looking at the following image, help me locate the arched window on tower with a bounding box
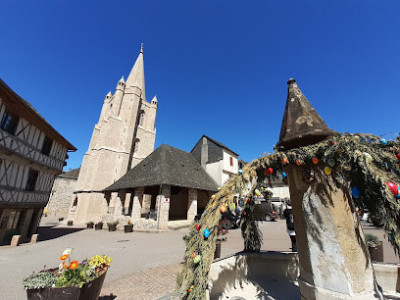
[134,139,140,155]
[139,110,145,126]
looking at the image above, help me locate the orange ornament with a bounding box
[60,254,69,261]
[192,252,197,258]
[312,157,319,164]
[220,206,227,213]
[69,261,79,270]
[296,160,301,166]
[243,212,247,216]
[281,157,287,164]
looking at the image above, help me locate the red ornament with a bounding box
[387,182,399,196]
[296,160,301,166]
[196,224,201,232]
[243,211,247,216]
[268,168,273,174]
[268,180,272,185]
[397,153,400,161]
[247,198,251,203]
[263,169,268,176]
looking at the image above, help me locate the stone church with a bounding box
[69,46,158,224]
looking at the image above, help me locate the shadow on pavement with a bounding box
[99,294,117,299]
[37,226,85,241]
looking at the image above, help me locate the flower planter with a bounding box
[67,221,73,226]
[86,223,94,229]
[369,243,384,262]
[108,224,117,232]
[94,223,103,230]
[26,271,107,300]
[124,224,133,233]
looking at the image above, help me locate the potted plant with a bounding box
[107,221,118,232]
[365,234,384,262]
[23,248,112,300]
[86,221,94,229]
[94,222,103,230]
[124,221,133,233]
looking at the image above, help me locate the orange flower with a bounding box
[62,262,67,269]
[69,261,79,270]
[60,254,69,260]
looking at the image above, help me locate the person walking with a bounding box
[284,199,297,251]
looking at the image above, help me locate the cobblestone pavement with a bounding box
[0,217,398,300]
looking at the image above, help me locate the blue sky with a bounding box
[1,1,399,170]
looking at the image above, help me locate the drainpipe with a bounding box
[157,184,162,230]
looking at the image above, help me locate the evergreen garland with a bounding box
[177,133,400,299]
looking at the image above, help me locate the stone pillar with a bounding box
[157,185,171,230]
[142,194,151,214]
[113,194,123,217]
[131,188,144,221]
[287,166,382,300]
[108,192,118,215]
[124,192,132,215]
[187,188,198,221]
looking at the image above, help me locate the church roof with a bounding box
[125,45,145,100]
[276,79,337,150]
[58,168,80,179]
[104,144,219,192]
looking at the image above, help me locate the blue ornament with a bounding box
[352,187,360,198]
[204,211,207,216]
[396,191,400,199]
[282,172,287,179]
[239,170,243,174]
[203,228,210,238]
[380,138,387,145]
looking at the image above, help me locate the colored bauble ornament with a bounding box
[188,285,194,293]
[354,135,360,141]
[397,153,400,161]
[196,224,201,232]
[239,169,243,174]
[192,252,197,258]
[268,180,272,186]
[211,194,215,199]
[351,187,360,198]
[268,167,273,174]
[261,187,264,191]
[281,157,288,164]
[282,172,287,179]
[220,206,227,213]
[204,211,207,216]
[193,255,201,264]
[235,207,240,214]
[203,228,210,238]
[263,169,268,176]
[396,191,400,199]
[296,160,301,166]
[328,159,335,167]
[243,211,247,216]
[324,167,332,175]
[247,198,251,203]
[312,157,319,165]
[255,189,261,196]
[343,165,351,171]
[380,138,387,145]
[387,182,399,196]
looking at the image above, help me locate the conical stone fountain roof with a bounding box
[276,79,337,150]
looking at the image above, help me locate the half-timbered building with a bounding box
[0,79,76,245]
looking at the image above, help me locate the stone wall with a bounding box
[46,177,77,218]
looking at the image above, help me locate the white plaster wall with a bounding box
[222,150,238,174]
[206,161,223,187]
[267,186,290,199]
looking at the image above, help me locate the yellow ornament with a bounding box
[324,166,332,175]
[255,189,261,196]
[211,194,215,199]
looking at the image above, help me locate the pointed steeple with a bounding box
[151,95,158,105]
[276,79,337,150]
[125,45,145,100]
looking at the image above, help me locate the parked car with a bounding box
[254,198,276,222]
